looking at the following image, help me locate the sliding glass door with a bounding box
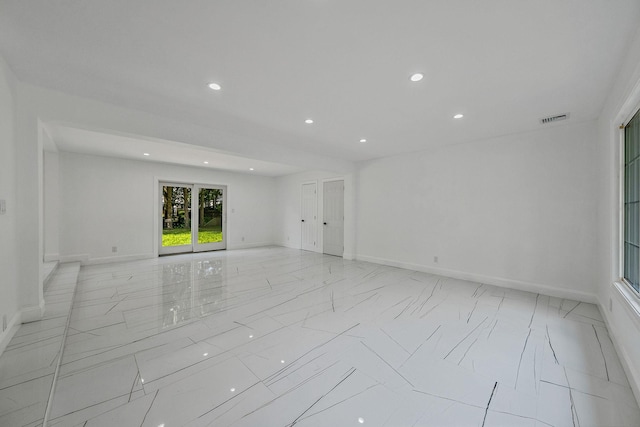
[160,184,193,255]
[160,183,226,255]
[193,185,226,252]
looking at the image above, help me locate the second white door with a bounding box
[323,180,344,257]
[301,182,317,251]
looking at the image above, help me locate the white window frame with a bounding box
[621,110,640,295]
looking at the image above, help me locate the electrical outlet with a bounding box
[112,246,118,253]
[609,297,613,312]
[287,236,290,241]
[434,256,438,263]
[0,199,6,215]
[3,314,7,332]
[241,237,245,242]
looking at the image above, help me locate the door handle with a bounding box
[301,219,305,222]
[323,222,327,225]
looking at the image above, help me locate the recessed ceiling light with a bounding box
[208,82,221,91]
[305,119,314,124]
[454,114,464,119]
[203,353,208,356]
[249,168,254,171]
[230,388,236,392]
[358,417,365,424]
[143,153,150,156]
[410,73,424,82]
[359,139,367,143]
[203,161,209,164]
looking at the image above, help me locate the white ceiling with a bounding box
[45,124,304,177]
[1,0,639,167]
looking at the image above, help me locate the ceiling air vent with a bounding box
[540,113,569,125]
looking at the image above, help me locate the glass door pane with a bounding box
[194,185,226,252]
[625,109,640,292]
[160,184,193,255]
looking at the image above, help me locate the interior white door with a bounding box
[323,180,344,257]
[301,182,317,251]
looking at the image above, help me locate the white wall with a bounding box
[596,27,640,403]
[7,82,352,325]
[356,121,599,302]
[13,85,45,322]
[44,150,60,261]
[0,55,21,352]
[58,152,277,263]
[275,171,356,259]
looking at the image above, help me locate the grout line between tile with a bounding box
[42,264,81,427]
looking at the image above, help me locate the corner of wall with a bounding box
[0,52,21,355]
[44,253,60,262]
[20,298,45,324]
[0,310,22,356]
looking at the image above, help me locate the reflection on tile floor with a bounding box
[5,247,640,426]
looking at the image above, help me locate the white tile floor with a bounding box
[0,262,80,427]
[2,247,640,426]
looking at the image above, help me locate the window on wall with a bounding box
[624,108,640,293]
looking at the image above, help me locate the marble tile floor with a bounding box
[3,247,640,426]
[0,262,81,426]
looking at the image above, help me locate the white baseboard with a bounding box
[43,260,59,292]
[44,253,59,262]
[64,246,280,264]
[0,311,22,356]
[356,254,598,303]
[59,253,90,263]
[83,253,155,265]
[273,243,354,260]
[275,242,301,250]
[59,253,154,265]
[228,242,274,250]
[21,298,45,323]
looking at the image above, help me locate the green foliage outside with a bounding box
[162,226,223,246]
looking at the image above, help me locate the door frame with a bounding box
[157,181,227,256]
